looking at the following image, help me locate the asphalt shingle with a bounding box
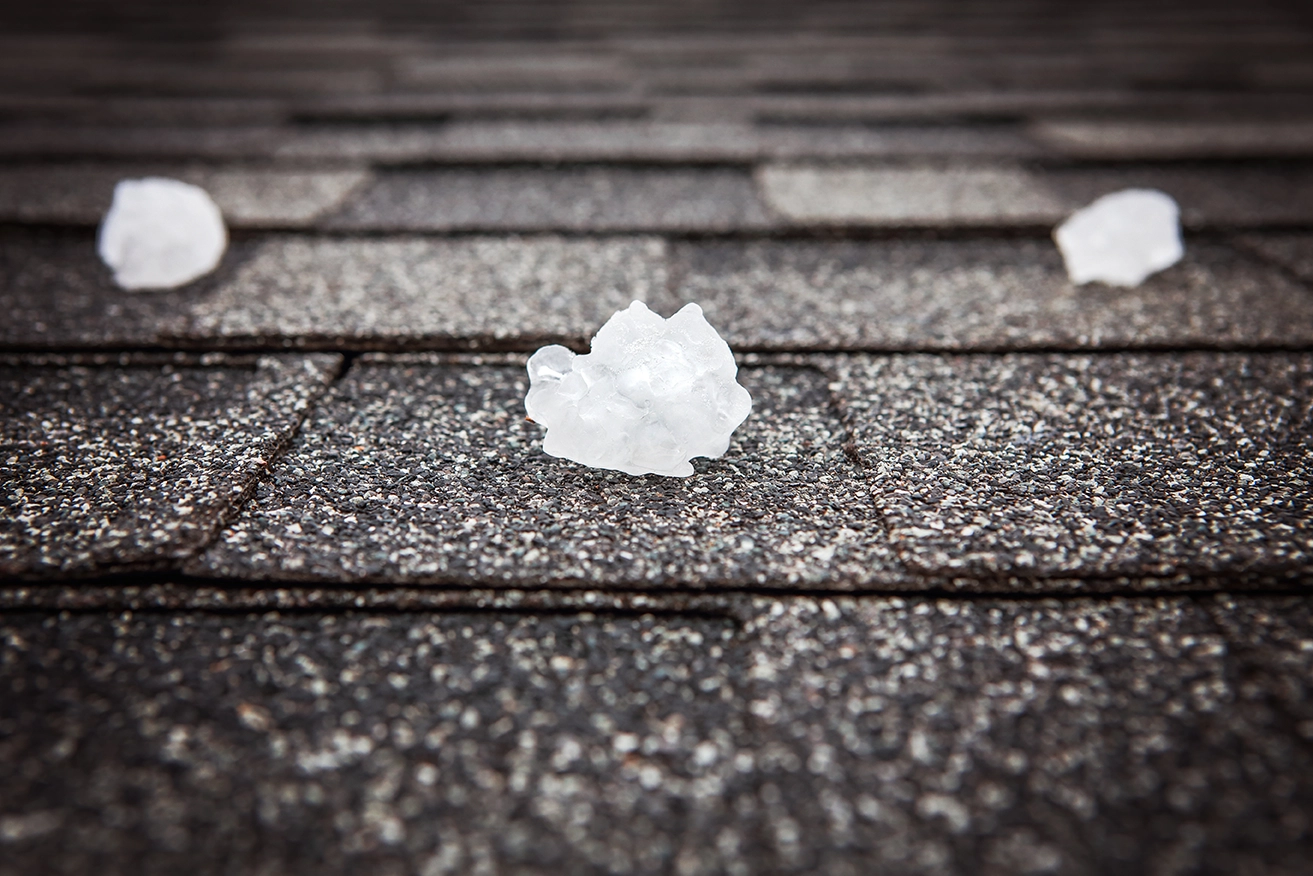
[3,594,1312,875]
[671,239,1313,351]
[757,164,1313,229]
[829,352,1313,580]
[1238,232,1313,284]
[0,230,210,349]
[0,353,341,578]
[1029,120,1313,161]
[274,122,1039,164]
[0,165,370,228]
[324,167,773,233]
[184,235,672,349]
[192,360,904,588]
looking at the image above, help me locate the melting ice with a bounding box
[98,177,227,290]
[525,301,752,477]
[1054,188,1184,287]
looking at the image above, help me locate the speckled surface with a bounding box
[3,595,1313,875]
[0,353,341,578]
[192,361,905,588]
[672,239,1313,351]
[324,168,774,233]
[275,122,1040,164]
[756,164,1313,229]
[1239,233,1313,284]
[829,352,1313,578]
[185,235,673,348]
[0,165,371,227]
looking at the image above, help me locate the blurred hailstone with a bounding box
[98,177,227,290]
[1054,188,1183,287]
[525,301,752,477]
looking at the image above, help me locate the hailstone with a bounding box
[525,301,752,477]
[97,177,228,290]
[1053,188,1184,287]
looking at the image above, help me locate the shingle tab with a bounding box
[0,230,209,348]
[830,352,1313,579]
[757,163,1313,228]
[1238,232,1313,283]
[672,239,1313,351]
[275,121,1039,164]
[4,594,1313,874]
[325,167,773,232]
[0,165,371,227]
[184,235,672,348]
[1029,119,1313,160]
[192,361,904,588]
[0,353,341,578]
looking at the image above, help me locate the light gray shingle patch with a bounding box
[4,596,1313,874]
[393,49,631,90]
[1029,119,1313,160]
[0,353,341,578]
[0,124,283,160]
[1237,233,1313,284]
[829,352,1313,578]
[0,165,370,227]
[739,595,1313,875]
[757,163,1313,228]
[672,240,1313,351]
[0,230,211,348]
[193,362,904,588]
[185,235,672,348]
[323,167,773,233]
[0,611,746,875]
[757,164,1068,227]
[292,91,650,122]
[274,122,1038,164]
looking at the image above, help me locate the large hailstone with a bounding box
[97,177,227,290]
[525,301,752,477]
[1053,188,1184,287]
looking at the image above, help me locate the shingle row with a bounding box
[3,593,1312,873]
[4,351,1308,590]
[6,232,1312,352]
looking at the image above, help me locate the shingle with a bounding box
[4,595,1313,874]
[275,121,1039,164]
[738,594,1313,875]
[291,91,650,122]
[757,164,1068,227]
[757,163,1313,228]
[0,165,371,227]
[0,353,341,578]
[325,167,773,232]
[1237,232,1313,283]
[0,124,283,160]
[0,610,746,875]
[1029,120,1313,160]
[191,361,905,588]
[671,239,1313,351]
[184,235,672,348]
[0,229,215,349]
[829,352,1313,578]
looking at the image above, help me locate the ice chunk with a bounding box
[1053,188,1183,287]
[525,301,752,477]
[97,177,227,290]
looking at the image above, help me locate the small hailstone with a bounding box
[1053,188,1183,287]
[97,177,227,290]
[525,301,752,477]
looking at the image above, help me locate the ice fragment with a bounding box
[1053,188,1183,287]
[97,177,227,290]
[525,301,752,477]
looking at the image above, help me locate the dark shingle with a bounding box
[672,239,1313,351]
[829,352,1313,579]
[192,361,904,588]
[0,353,341,578]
